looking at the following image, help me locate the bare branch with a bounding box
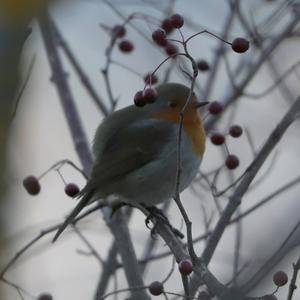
[202,96,300,265]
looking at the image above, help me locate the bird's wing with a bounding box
[87,118,176,190]
[53,111,176,243]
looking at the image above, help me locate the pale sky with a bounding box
[1,1,300,299]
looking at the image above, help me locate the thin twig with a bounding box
[39,11,149,300]
[205,13,300,131]
[242,219,300,294]
[0,202,103,279]
[287,255,300,300]
[50,17,109,116]
[202,96,300,265]
[10,55,36,123]
[72,224,104,265]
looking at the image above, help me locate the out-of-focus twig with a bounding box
[205,12,300,131]
[202,96,300,265]
[38,11,93,175]
[203,1,236,100]
[10,55,36,123]
[242,219,300,294]
[50,17,109,116]
[39,10,149,300]
[287,255,300,300]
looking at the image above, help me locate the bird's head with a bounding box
[146,83,208,123]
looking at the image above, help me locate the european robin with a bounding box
[53,83,207,241]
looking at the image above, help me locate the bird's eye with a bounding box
[168,101,177,108]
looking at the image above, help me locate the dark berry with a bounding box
[178,259,193,275]
[161,18,174,34]
[149,281,164,296]
[197,60,210,71]
[273,271,288,287]
[112,25,126,38]
[262,295,277,300]
[231,38,250,53]
[198,291,211,300]
[144,73,158,85]
[143,88,157,103]
[210,133,225,146]
[208,101,223,115]
[225,154,239,170]
[23,175,41,195]
[229,125,243,138]
[165,43,178,57]
[134,90,147,107]
[37,294,53,300]
[152,29,167,46]
[170,14,184,28]
[64,183,80,197]
[118,40,134,53]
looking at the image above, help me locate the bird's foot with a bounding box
[144,206,184,239]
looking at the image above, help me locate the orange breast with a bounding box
[152,109,206,157]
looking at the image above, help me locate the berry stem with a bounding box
[173,34,199,263]
[185,29,231,46]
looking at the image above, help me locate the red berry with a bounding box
[143,88,157,103]
[170,13,184,28]
[64,183,80,197]
[229,125,243,138]
[197,60,210,71]
[208,101,223,115]
[23,175,41,195]
[210,133,225,146]
[165,43,178,57]
[118,40,134,53]
[161,18,174,34]
[273,271,288,287]
[225,154,239,170]
[262,295,277,300]
[134,90,147,107]
[178,259,193,275]
[37,294,53,300]
[149,281,164,296]
[231,38,250,53]
[152,29,167,46]
[144,73,158,85]
[198,291,211,300]
[112,25,126,38]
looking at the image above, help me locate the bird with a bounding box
[53,83,207,242]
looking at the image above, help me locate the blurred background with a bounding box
[1,0,300,299]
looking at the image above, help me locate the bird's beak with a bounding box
[193,101,209,109]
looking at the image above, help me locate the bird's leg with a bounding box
[144,206,184,239]
[110,201,132,217]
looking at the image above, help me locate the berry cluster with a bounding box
[207,102,242,170]
[151,13,186,57]
[148,281,164,296]
[197,59,210,72]
[144,73,158,85]
[23,175,41,195]
[37,293,53,300]
[148,259,193,297]
[134,88,157,107]
[231,37,250,53]
[152,28,178,57]
[178,259,193,275]
[111,24,135,54]
[23,175,80,198]
[261,270,288,300]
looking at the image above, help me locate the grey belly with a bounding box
[116,135,201,206]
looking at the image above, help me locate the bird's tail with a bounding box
[52,188,94,243]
